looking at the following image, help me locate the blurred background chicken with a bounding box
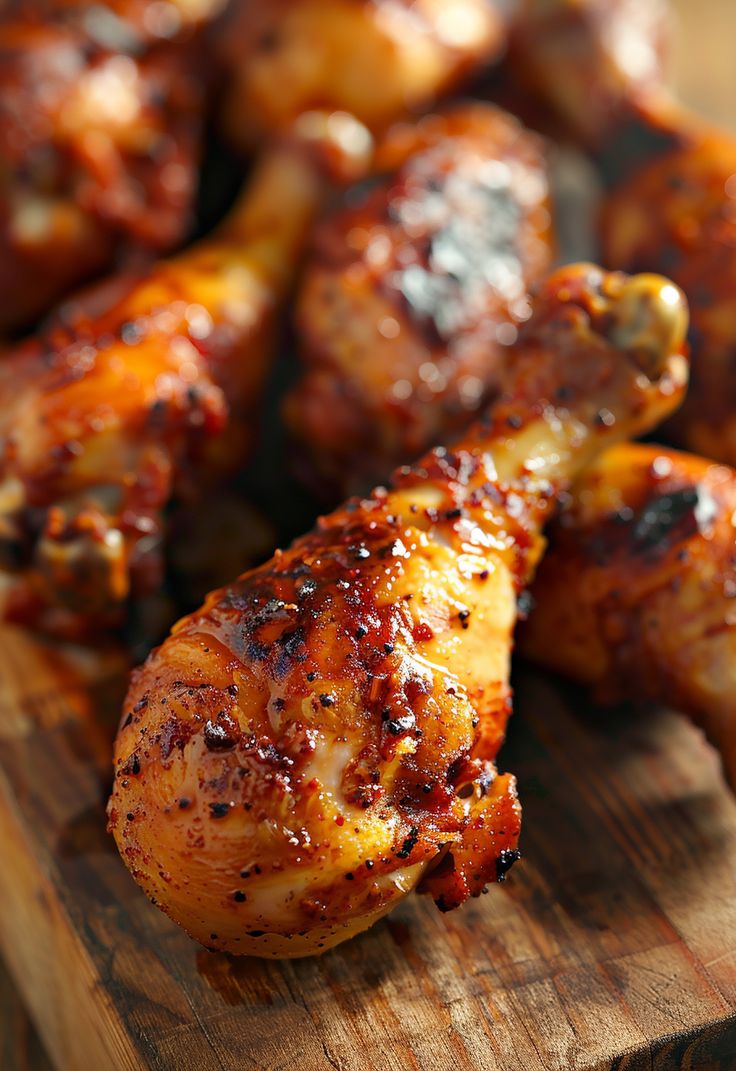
[0,0,227,333]
[496,0,736,469]
[0,0,542,637]
[0,140,328,638]
[216,0,512,150]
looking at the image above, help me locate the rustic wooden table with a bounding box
[1,0,733,1068]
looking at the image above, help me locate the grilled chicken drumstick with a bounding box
[285,103,553,494]
[218,0,511,153]
[109,264,689,958]
[0,139,334,637]
[521,443,736,789]
[0,0,225,331]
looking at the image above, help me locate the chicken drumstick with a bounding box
[521,442,736,789]
[286,103,553,494]
[109,264,689,957]
[0,138,331,637]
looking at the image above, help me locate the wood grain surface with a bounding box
[0,960,51,1071]
[1,1,735,1069]
[2,623,736,1071]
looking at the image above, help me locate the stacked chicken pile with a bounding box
[2,0,735,958]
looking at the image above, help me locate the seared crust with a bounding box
[286,103,553,493]
[111,491,525,953]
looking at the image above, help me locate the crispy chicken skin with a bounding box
[285,103,553,494]
[522,442,736,788]
[0,145,325,637]
[504,0,669,148]
[218,0,510,151]
[601,122,736,465]
[109,264,689,957]
[0,0,222,331]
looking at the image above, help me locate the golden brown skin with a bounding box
[601,120,736,465]
[285,103,554,494]
[0,0,223,331]
[522,442,736,789]
[0,145,325,637]
[109,263,689,958]
[503,0,670,148]
[218,0,511,151]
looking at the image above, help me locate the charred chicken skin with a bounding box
[0,0,224,331]
[285,103,553,494]
[522,442,736,789]
[218,0,511,152]
[0,143,326,637]
[109,264,689,958]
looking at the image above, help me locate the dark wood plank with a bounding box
[2,623,736,1071]
[0,958,52,1071]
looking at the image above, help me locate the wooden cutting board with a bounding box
[2,623,736,1071]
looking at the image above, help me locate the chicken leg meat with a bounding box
[109,263,689,957]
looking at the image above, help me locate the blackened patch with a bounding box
[630,485,717,555]
[517,590,535,619]
[391,162,523,341]
[278,627,307,658]
[123,753,141,776]
[204,712,238,751]
[386,713,416,736]
[496,848,521,882]
[396,826,420,859]
[246,639,269,662]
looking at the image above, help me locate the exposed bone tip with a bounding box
[602,272,689,376]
